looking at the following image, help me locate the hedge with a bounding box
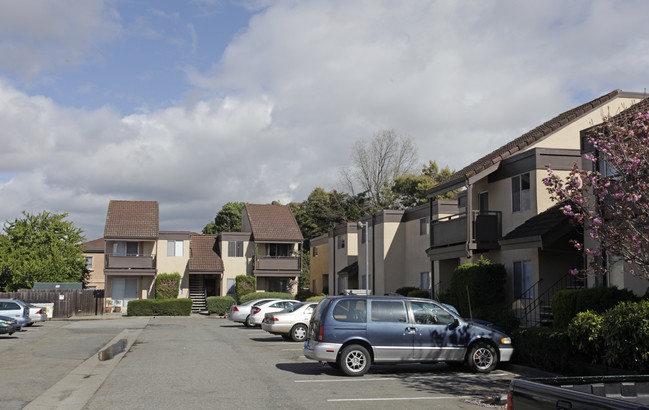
[206,296,235,316]
[511,327,573,373]
[407,290,431,298]
[396,286,418,296]
[155,273,181,299]
[239,292,295,304]
[551,286,638,329]
[306,295,327,302]
[127,298,192,316]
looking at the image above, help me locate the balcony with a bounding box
[105,254,156,272]
[254,256,301,275]
[430,211,501,251]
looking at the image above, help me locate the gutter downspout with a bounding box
[465,178,473,261]
[371,214,376,295]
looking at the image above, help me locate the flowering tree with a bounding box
[543,109,649,279]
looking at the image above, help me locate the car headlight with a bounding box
[501,337,512,345]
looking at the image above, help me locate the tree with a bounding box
[389,161,457,209]
[340,129,418,211]
[543,109,649,279]
[289,188,368,243]
[0,211,88,291]
[203,202,246,234]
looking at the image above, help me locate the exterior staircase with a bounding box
[516,273,585,327]
[189,275,206,313]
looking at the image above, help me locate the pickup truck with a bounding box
[508,375,649,409]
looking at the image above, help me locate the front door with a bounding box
[367,300,413,362]
[112,278,138,307]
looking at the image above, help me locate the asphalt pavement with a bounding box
[0,315,552,410]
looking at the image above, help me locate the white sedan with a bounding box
[262,302,318,342]
[226,299,280,327]
[248,299,299,327]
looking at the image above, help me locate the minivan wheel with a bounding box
[243,315,252,327]
[467,342,497,373]
[290,324,308,342]
[339,344,370,376]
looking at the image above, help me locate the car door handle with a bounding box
[405,327,419,334]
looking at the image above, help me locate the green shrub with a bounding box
[296,288,316,301]
[445,257,508,324]
[236,275,256,301]
[306,295,327,302]
[239,292,294,304]
[600,300,649,372]
[511,327,573,373]
[127,298,192,316]
[567,310,603,361]
[155,273,181,299]
[552,286,638,329]
[396,286,418,296]
[206,296,235,316]
[407,290,430,298]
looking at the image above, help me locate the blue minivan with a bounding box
[303,295,513,376]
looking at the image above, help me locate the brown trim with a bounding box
[104,270,156,276]
[253,271,300,277]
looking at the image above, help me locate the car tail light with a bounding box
[507,392,513,409]
[36,308,42,314]
[232,306,239,312]
[252,308,261,314]
[318,324,324,342]
[272,317,279,322]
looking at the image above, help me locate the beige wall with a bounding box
[309,236,329,295]
[220,238,253,295]
[84,252,105,289]
[157,238,190,297]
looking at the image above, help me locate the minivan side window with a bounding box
[332,299,366,323]
[370,301,407,323]
[411,301,455,325]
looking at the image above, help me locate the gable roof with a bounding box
[499,201,578,250]
[244,204,303,242]
[188,234,224,272]
[83,238,105,253]
[104,200,159,239]
[429,90,628,197]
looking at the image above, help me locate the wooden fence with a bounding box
[0,289,105,318]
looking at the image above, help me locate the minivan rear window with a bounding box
[370,301,407,323]
[332,299,366,323]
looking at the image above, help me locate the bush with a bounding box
[206,296,235,316]
[296,288,316,301]
[511,327,573,373]
[567,310,603,361]
[600,300,649,372]
[445,257,508,323]
[306,295,327,302]
[236,275,256,301]
[239,292,295,304]
[127,299,192,316]
[155,273,181,299]
[407,290,430,298]
[552,286,638,329]
[395,286,418,296]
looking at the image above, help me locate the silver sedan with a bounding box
[261,302,318,342]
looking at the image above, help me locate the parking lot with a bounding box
[0,316,549,409]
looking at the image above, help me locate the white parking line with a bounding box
[296,378,398,383]
[328,396,473,402]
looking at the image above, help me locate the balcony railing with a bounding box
[430,211,501,249]
[255,256,301,272]
[105,254,156,269]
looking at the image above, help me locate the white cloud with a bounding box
[3,0,649,240]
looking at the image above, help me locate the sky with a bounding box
[1,0,649,241]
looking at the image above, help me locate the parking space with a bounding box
[1,316,540,409]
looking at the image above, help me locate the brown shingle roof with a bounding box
[607,96,649,124]
[430,90,625,196]
[83,238,105,252]
[244,204,303,242]
[104,200,159,239]
[188,234,224,272]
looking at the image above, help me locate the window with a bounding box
[113,241,139,256]
[333,299,366,323]
[478,191,489,213]
[312,279,317,290]
[312,246,318,257]
[419,218,428,235]
[411,301,455,325]
[420,272,430,291]
[167,240,184,257]
[361,227,367,244]
[337,236,345,249]
[512,173,531,212]
[226,278,236,295]
[269,243,291,257]
[85,256,94,270]
[513,260,533,299]
[370,301,407,323]
[228,241,243,257]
